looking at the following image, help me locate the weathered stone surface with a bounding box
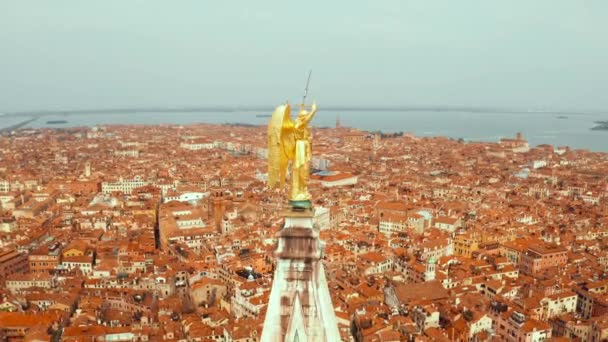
[261,209,340,342]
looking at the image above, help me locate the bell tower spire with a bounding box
[262,84,340,341]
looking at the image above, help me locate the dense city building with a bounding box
[0,123,606,341]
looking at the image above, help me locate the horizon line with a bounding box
[3,105,607,117]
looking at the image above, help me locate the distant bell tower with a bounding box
[84,162,91,178]
[372,134,380,158]
[425,257,436,282]
[209,189,228,234]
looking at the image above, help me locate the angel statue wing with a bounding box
[267,104,296,189]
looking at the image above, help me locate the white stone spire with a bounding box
[261,209,340,341]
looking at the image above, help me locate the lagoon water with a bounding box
[3,110,607,152]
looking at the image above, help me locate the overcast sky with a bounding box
[1,1,607,112]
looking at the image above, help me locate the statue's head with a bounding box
[298,104,311,117]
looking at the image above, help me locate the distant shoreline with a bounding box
[0,117,38,133]
[2,106,606,118]
[3,109,607,152]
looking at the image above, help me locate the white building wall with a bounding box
[0,180,10,193]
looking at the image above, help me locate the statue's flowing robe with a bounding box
[295,140,308,169]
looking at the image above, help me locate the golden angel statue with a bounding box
[267,102,318,208]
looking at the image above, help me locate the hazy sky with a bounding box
[1,1,607,112]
